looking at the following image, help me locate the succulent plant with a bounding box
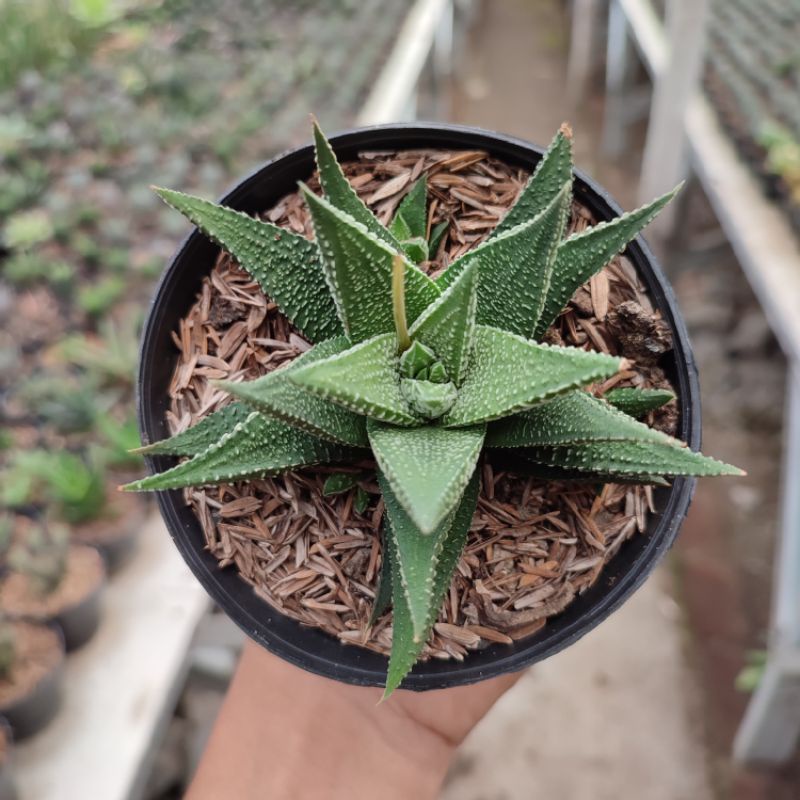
[1,450,106,524]
[9,522,70,597]
[126,122,742,694]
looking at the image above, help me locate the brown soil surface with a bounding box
[0,546,104,619]
[0,621,62,709]
[164,147,678,659]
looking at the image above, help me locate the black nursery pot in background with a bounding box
[137,124,700,690]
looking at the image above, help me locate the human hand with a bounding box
[188,641,521,800]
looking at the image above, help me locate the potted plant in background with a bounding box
[0,613,64,739]
[1,521,104,651]
[2,366,148,574]
[128,121,742,694]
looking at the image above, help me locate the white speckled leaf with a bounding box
[378,471,453,640]
[534,187,680,338]
[123,412,354,491]
[133,402,252,456]
[528,439,744,477]
[491,125,574,238]
[368,419,485,534]
[604,387,675,418]
[216,337,369,447]
[436,182,571,338]
[313,121,400,249]
[154,188,341,343]
[443,325,621,427]
[408,257,478,386]
[288,333,417,425]
[301,186,440,342]
[486,390,672,448]
[514,459,670,487]
[383,470,479,697]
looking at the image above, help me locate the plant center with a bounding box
[399,341,457,420]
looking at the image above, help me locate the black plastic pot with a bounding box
[138,123,700,690]
[54,571,104,652]
[0,623,64,740]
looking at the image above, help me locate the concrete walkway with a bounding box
[442,2,713,797]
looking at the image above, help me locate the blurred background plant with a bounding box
[7,523,70,597]
[0,0,411,558]
[0,0,118,91]
[759,123,800,205]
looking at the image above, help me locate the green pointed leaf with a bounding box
[534,187,680,338]
[123,413,353,491]
[368,420,485,534]
[527,439,744,478]
[390,176,428,241]
[288,333,417,425]
[399,340,436,378]
[486,390,671,448]
[323,472,360,495]
[354,486,370,514]
[383,524,414,695]
[301,186,440,342]
[217,337,369,447]
[409,257,478,386]
[383,470,479,697]
[389,213,412,242]
[133,403,251,456]
[154,188,341,343]
[491,124,574,238]
[399,237,429,265]
[379,471,454,639]
[428,220,448,255]
[369,524,394,627]
[436,182,571,338]
[443,325,621,428]
[605,387,675,417]
[312,120,399,249]
[510,457,670,487]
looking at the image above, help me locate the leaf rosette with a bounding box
[127,121,742,694]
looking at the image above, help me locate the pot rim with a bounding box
[137,122,700,689]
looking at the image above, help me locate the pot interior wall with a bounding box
[138,124,699,688]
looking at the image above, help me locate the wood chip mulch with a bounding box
[162,146,678,661]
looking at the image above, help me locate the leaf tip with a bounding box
[211,378,236,393]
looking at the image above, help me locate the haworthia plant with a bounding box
[127,121,743,694]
